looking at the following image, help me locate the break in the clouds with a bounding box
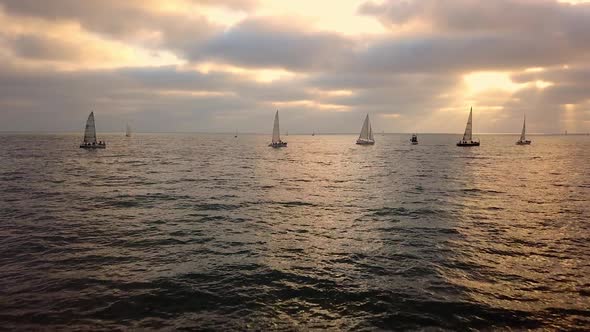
[0,0,589,133]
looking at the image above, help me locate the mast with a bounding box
[359,114,370,140]
[83,112,97,143]
[520,115,526,141]
[462,107,473,142]
[272,110,281,143]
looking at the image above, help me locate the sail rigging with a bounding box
[359,114,372,140]
[357,114,375,144]
[520,115,526,142]
[80,111,106,148]
[457,107,479,146]
[83,112,97,143]
[462,107,473,142]
[272,110,281,144]
[516,114,531,144]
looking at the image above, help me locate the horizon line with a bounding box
[1,131,588,136]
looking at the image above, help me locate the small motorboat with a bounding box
[410,134,418,144]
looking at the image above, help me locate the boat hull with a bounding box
[356,140,375,145]
[457,141,480,147]
[516,140,531,145]
[269,142,287,148]
[411,142,418,145]
[80,144,106,149]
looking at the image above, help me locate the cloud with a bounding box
[187,17,355,71]
[0,62,321,132]
[359,0,590,35]
[0,0,219,51]
[0,0,589,133]
[356,0,590,74]
[5,34,86,61]
[187,0,259,11]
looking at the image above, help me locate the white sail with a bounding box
[126,123,131,137]
[83,112,97,143]
[462,107,473,142]
[272,110,281,143]
[359,114,371,140]
[520,115,526,142]
[368,122,374,141]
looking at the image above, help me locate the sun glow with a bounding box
[270,100,350,112]
[464,71,526,94]
[256,0,386,35]
[0,11,183,70]
[193,62,299,82]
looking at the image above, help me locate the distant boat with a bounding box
[269,110,287,148]
[312,130,315,136]
[516,115,531,145]
[80,111,106,149]
[457,107,480,146]
[234,130,238,138]
[410,134,418,144]
[356,114,375,145]
[125,123,131,137]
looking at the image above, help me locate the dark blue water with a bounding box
[1,133,589,330]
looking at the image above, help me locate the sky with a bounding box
[0,0,589,134]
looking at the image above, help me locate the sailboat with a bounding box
[234,129,238,138]
[410,134,418,144]
[356,114,375,145]
[125,123,131,137]
[79,111,106,149]
[457,107,480,146]
[516,115,531,145]
[269,110,287,148]
[312,130,315,136]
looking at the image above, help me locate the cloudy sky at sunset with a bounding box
[1,0,589,133]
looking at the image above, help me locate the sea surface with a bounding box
[1,133,589,331]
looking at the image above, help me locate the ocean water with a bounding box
[1,133,589,330]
